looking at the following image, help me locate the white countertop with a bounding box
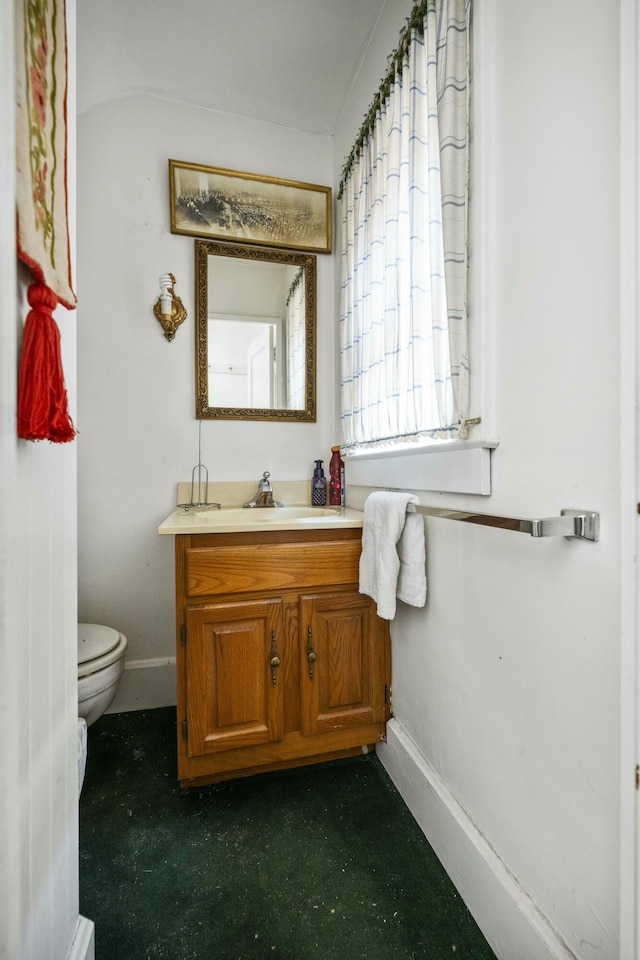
[158,479,365,534]
[158,504,365,535]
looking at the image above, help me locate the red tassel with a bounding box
[17,282,76,443]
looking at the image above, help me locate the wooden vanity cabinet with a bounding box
[174,528,391,787]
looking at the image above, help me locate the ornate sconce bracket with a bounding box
[154,273,187,341]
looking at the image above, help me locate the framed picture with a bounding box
[169,160,332,254]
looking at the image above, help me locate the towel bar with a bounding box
[406,505,599,541]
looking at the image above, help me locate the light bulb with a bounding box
[160,291,173,319]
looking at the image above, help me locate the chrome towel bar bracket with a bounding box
[531,509,599,541]
[406,505,599,542]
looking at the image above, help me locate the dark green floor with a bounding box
[80,708,497,960]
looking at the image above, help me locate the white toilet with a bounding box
[77,623,128,726]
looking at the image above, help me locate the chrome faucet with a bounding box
[243,471,283,508]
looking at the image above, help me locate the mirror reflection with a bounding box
[195,240,316,421]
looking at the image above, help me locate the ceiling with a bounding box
[76,0,389,135]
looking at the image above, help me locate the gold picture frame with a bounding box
[169,160,332,254]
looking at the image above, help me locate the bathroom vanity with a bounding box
[160,498,391,788]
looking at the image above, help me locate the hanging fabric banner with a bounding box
[15,0,77,442]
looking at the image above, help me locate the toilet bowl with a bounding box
[78,623,128,726]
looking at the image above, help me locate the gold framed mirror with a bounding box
[195,240,316,421]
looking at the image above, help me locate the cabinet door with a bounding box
[185,598,284,756]
[299,592,386,736]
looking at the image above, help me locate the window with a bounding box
[339,0,471,454]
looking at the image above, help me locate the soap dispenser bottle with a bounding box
[312,460,327,506]
[329,446,344,506]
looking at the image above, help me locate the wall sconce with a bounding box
[153,273,187,341]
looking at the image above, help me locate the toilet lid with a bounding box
[78,623,122,665]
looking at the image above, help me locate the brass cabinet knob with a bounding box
[306,626,317,680]
[269,632,280,686]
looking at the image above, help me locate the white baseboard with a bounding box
[106,657,176,715]
[377,719,577,960]
[67,916,94,960]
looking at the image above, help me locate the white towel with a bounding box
[359,492,427,620]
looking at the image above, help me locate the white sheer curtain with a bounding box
[286,268,305,408]
[339,0,470,451]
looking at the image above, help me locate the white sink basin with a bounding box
[191,506,342,521]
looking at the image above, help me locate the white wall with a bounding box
[0,1,90,958]
[336,1,622,959]
[77,96,336,699]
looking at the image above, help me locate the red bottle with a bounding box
[329,446,344,506]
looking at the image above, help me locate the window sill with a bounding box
[344,439,499,496]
